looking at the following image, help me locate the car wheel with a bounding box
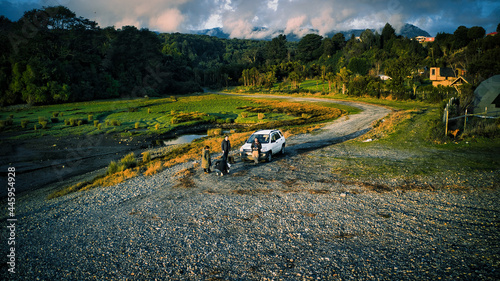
[281,145,285,154]
[267,152,272,162]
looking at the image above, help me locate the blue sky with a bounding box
[1,0,499,38]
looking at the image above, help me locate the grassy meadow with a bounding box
[0,94,327,139]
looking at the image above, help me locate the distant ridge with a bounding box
[189,23,431,41]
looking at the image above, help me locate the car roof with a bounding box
[253,129,280,134]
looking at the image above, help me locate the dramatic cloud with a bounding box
[2,0,499,38]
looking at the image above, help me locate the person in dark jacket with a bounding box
[221,135,231,162]
[251,138,261,164]
[215,157,229,176]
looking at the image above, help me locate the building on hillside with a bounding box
[415,36,435,43]
[429,67,467,87]
[474,75,500,116]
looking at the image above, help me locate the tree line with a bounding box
[1,6,499,106]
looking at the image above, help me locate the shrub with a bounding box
[155,123,160,130]
[120,153,137,170]
[40,121,48,129]
[21,119,29,128]
[170,110,176,115]
[142,151,151,163]
[241,112,249,118]
[69,118,76,126]
[88,115,93,121]
[107,161,119,175]
[97,123,102,130]
[51,117,59,123]
[38,116,47,125]
[148,108,151,114]
[64,119,70,126]
[94,120,99,127]
[111,119,120,126]
[59,112,63,117]
[77,120,83,126]
[258,113,265,120]
[52,112,59,117]
[226,118,234,123]
[171,118,179,124]
[207,128,222,136]
[105,120,110,126]
[135,122,140,129]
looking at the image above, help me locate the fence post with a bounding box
[464,109,467,133]
[445,109,449,136]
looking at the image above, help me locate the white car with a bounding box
[239,129,286,162]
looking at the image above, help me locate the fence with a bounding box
[444,107,500,136]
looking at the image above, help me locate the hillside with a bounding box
[191,23,431,41]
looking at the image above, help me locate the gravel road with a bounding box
[2,98,499,280]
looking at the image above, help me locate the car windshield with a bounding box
[246,134,270,144]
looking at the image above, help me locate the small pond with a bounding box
[163,134,207,146]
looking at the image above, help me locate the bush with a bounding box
[155,124,160,130]
[21,119,29,128]
[88,115,93,121]
[77,120,83,126]
[135,122,140,129]
[97,123,102,130]
[241,112,249,118]
[38,116,47,125]
[120,153,137,170]
[52,112,59,117]
[142,152,151,163]
[64,119,70,126]
[69,118,76,126]
[207,128,222,136]
[40,121,48,129]
[105,120,110,126]
[107,161,119,175]
[51,117,59,123]
[94,120,99,127]
[148,108,151,114]
[258,113,265,120]
[226,118,234,123]
[111,119,120,126]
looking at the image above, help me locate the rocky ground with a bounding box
[1,99,499,280]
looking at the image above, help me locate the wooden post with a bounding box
[445,109,449,137]
[464,109,467,133]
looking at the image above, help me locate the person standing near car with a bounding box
[201,146,211,174]
[251,138,261,164]
[221,135,231,162]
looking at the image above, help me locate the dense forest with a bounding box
[1,6,499,106]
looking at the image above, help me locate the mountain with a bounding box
[189,23,431,41]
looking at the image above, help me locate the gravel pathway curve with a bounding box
[2,97,499,280]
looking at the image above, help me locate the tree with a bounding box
[453,26,470,49]
[337,67,351,95]
[467,26,486,41]
[381,23,396,49]
[265,34,287,64]
[297,34,323,62]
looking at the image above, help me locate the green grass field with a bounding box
[0,94,304,139]
[1,93,361,140]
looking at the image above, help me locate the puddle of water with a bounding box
[163,134,207,146]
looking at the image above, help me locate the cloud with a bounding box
[1,0,499,37]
